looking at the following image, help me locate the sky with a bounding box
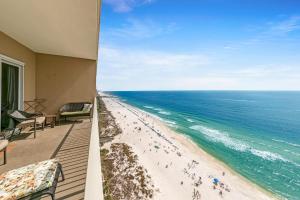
[97,0,300,91]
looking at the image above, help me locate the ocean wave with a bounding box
[158,111,171,115]
[144,106,154,109]
[190,125,249,152]
[222,99,255,102]
[189,125,288,162]
[143,105,163,111]
[163,120,177,125]
[167,123,178,129]
[147,113,162,120]
[186,118,195,123]
[271,139,300,148]
[143,106,171,115]
[284,149,300,157]
[250,149,288,162]
[148,114,177,128]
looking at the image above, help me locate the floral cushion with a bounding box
[0,159,58,200]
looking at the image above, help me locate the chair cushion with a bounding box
[35,117,46,125]
[18,117,45,127]
[0,159,58,200]
[82,104,92,112]
[60,111,90,116]
[0,140,8,151]
[18,120,35,127]
[8,111,27,121]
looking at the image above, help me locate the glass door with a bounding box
[0,55,24,130]
[1,63,20,129]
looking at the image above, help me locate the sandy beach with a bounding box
[100,93,276,200]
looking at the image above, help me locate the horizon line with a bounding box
[99,89,300,92]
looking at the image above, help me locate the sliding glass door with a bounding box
[0,55,24,130]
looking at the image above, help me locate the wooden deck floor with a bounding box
[0,119,92,200]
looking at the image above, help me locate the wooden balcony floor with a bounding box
[0,119,92,200]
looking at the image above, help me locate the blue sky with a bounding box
[98,0,300,91]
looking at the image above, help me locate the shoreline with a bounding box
[118,98,277,199]
[159,121,277,199]
[101,93,278,199]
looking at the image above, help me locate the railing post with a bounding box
[84,97,104,200]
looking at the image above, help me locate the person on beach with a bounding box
[219,190,223,197]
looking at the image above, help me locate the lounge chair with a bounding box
[0,159,64,200]
[5,110,46,139]
[0,140,8,165]
[58,102,92,122]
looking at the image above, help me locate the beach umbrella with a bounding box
[213,178,219,184]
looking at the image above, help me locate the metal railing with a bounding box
[84,97,104,200]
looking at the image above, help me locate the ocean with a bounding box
[108,91,300,200]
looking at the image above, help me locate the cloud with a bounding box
[107,18,179,39]
[97,46,300,91]
[103,0,154,13]
[161,66,300,91]
[224,15,300,50]
[97,46,211,90]
[268,15,300,35]
[229,65,298,78]
[99,46,210,70]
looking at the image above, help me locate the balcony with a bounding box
[0,98,103,200]
[0,0,102,199]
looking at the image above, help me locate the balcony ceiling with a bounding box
[0,0,100,60]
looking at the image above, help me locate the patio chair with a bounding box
[5,110,46,139]
[0,159,64,200]
[58,102,93,123]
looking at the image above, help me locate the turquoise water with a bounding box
[108,91,300,200]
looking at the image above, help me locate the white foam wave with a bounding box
[167,123,178,129]
[143,106,171,115]
[186,118,195,123]
[250,149,288,162]
[190,125,249,151]
[271,139,300,148]
[144,106,154,109]
[159,111,171,115]
[190,125,288,162]
[163,120,176,125]
[150,115,177,128]
[292,162,300,168]
[143,105,163,111]
[147,113,162,120]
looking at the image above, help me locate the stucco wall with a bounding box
[0,31,97,115]
[0,31,36,102]
[36,53,96,114]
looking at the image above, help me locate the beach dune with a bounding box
[101,94,276,200]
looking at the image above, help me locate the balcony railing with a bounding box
[84,97,104,200]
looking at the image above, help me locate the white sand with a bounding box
[101,95,276,200]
